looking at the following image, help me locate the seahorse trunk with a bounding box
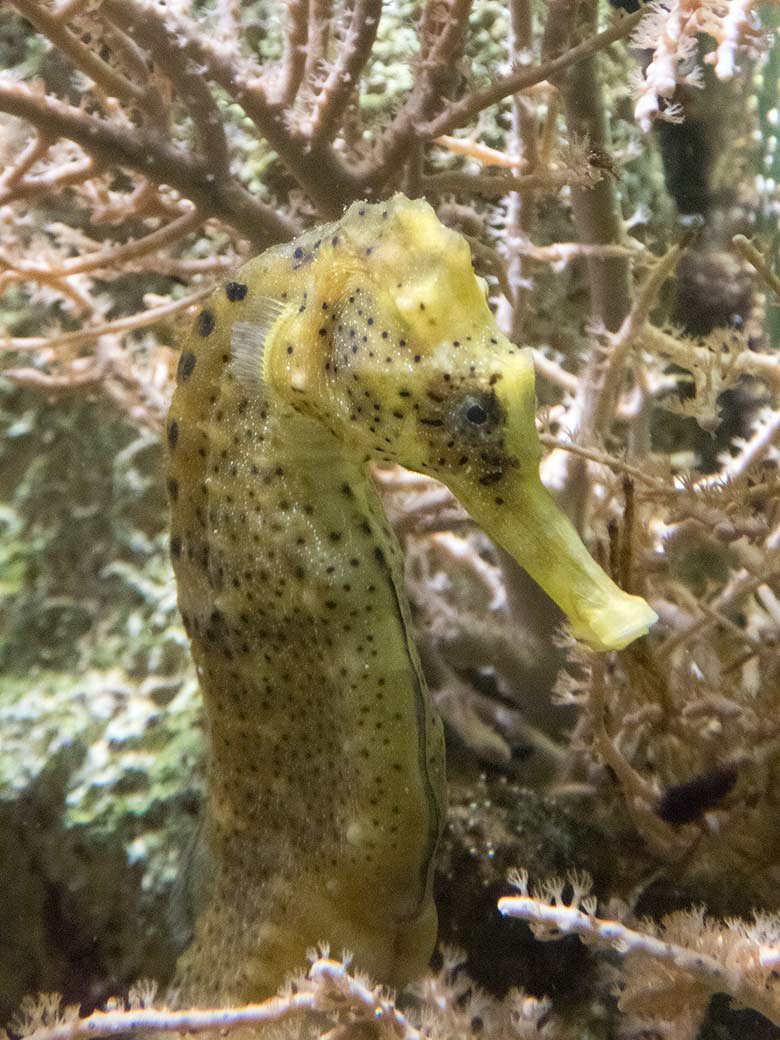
[169,386,444,1005]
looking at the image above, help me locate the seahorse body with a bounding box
[167,195,656,1005]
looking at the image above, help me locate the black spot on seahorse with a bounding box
[177,352,197,382]
[225,281,248,302]
[198,310,216,337]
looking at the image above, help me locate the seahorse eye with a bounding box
[465,402,488,426]
[447,391,503,440]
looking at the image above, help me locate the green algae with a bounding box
[0,668,204,1017]
[0,384,205,1015]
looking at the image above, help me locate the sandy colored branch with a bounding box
[434,134,526,169]
[0,208,203,286]
[733,233,780,298]
[276,0,308,106]
[421,167,594,197]
[99,0,363,215]
[0,82,296,247]
[7,0,150,107]
[426,7,644,138]
[307,0,382,141]
[362,0,473,186]
[1,288,212,353]
[99,0,231,176]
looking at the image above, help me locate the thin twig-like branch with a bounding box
[361,0,474,188]
[17,959,423,1040]
[306,0,332,82]
[2,360,106,393]
[0,208,203,286]
[434,134,526,169]
[539,434,668,489]
[541,239,685,523]
[0,83,296,246]
[426,8,644,138]
[0,154,98,206]
[733,233,780,298]
[641,325,780,390]
[586,239,688,439]
[421,169,584,196]
[532,353,578,393]
[499,888,780,1027]
[542,0,633,334]
[99,0,362,214]
[662,566,780,654]
[276,0,309,106]
[1,288,212,353]
[100,0,231,176]
[497,0,537,343]
[7,0,150,106]
[308,0,382,141]
[0,130,49,191]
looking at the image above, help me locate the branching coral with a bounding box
[0,0,643,426]
[2,953,560,1040]
[501,870,780,1033]
[631,0,773,132]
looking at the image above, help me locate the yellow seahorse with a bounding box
[166,194,656,1006]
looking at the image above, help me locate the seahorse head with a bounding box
[254,195,657,650]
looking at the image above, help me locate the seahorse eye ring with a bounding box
[447,390,503,439]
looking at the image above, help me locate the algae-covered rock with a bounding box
[0,387,205,1018]
[0,669,204,1019]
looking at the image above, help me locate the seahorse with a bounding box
[166,194,656,1006]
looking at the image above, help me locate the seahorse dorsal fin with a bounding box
[230,296,288,390]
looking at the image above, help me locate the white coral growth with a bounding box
[631,0,767,132]
[500,872,780,1029]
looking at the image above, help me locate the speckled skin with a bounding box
[166,195,656,1005]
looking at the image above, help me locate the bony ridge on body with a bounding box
[166,193,657,1006]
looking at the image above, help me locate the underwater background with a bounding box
[2,0,780,1036]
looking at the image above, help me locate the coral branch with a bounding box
[7,0,150,107]
[1,289,212,353]
[99,0,231,176]
[715,0,759,79]
[732,233,780,298]
[0,130,49,192]
[360,0,474,185]
[0,83,296,247]
[421,168,592,197]
[0,152,97,206]
[500,877,780,1027]
[98,0,362,214]
[307,0,382,141]
[0,208,203,285]
[426,7,644,138]
[13,958,423,1040]
[276,0,309,106]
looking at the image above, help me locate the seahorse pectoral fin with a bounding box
[453,473,657,651]
[230,296,288,389]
